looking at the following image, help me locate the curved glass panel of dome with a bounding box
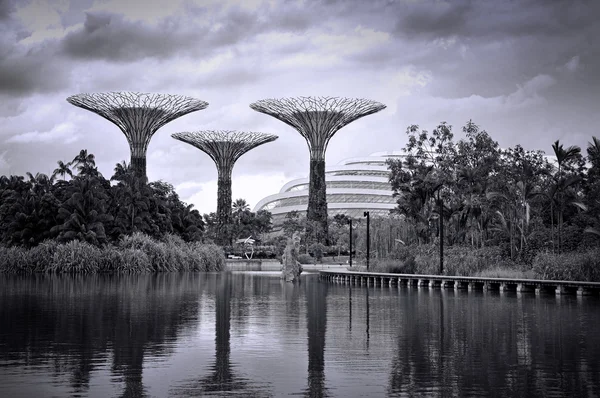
[253,151,402,226]
[329,170,389,177]
[262,193,395,210]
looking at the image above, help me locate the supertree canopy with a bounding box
[250,96,386,243]
[172,130,278,244]
[67,92,209,178]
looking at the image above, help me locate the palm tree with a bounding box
[52,160,73,181]
[232,199,250,215]
[551,140,581,253]
[111,161,130,182]
[71,149,96,176]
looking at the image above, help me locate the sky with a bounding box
[1,0,599,214]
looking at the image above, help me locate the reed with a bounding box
[0,233,225,274]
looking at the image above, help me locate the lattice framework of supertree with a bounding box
[171,130,278,243]
[67,92,209,178]
[250,96,386,243]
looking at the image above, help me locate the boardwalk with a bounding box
[319,270,600,296]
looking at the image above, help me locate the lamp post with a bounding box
[364,211,370,270]
[349,219,353,267]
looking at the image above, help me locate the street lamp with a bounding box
[349,218,353,267]
[364,211,370,270]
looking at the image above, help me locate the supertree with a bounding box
[67,92,209,178]
[171,130,278,244]
[250,96,386,243]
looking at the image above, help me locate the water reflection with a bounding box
[1,273,599,397]
[171,273,269,397]
[0,274,203,397]
[305,279,328,397]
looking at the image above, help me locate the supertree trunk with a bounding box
[217,167,233,245]
[250,97,386,245]
[130,155,147,178]
[308,158,328,243]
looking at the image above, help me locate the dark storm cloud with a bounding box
[60,11,200,61]
[0,2,68,97]
[394,0,599,39]
[59,1,316,63]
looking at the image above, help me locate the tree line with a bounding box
[386,121,600,263]
[0,150,273,248]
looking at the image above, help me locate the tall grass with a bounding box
[370,245,527,277]
[0,233,225,274]
[532,249,600,282]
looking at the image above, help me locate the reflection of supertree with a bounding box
[171,273,268,397]
[305,278,329,397]
[171,131,277,244]
[67,92,208,178]
[250,97,386,243]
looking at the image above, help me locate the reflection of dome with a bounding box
[253,151,406,226]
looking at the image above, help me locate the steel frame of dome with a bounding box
[253,152,404,226]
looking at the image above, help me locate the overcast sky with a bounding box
[1,0,599,214]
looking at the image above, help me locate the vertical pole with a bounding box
[349,219,353,267]
[364,211,370,270]
[439,193,444,275]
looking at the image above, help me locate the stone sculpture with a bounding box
[281,232,303,282]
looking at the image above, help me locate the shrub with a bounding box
[188,242,225,271]
[532,249,600,282]
[474,266,537,279]
[370,258,415,274]
[298,253,314,264]
[308,243,325,263]
[0,246,28,273]
[0,233,226,274]
[48,240,102,273]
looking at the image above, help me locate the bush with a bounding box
[0,233,226,274]
[308,243,325,262]
[189,242,225,271]
[0,246,28,273]
[298,253,314,264]
[532,249,600,282]
[370,258,415,274]
[48,240,103,273]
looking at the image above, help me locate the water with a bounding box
[0,272,599,397]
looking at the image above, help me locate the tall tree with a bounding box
[52,160,73,181]
[551,140,582,253]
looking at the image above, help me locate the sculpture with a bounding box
[281,231,303,282]
[67,92,208,178]
[250,96,385,244]
[171,130,278,244]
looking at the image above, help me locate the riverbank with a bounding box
[0,233,225,273]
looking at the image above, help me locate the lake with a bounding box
[0,272,599,397]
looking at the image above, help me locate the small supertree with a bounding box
[171,130,278,244]
[250,96,386,243]
[67,92,209,178]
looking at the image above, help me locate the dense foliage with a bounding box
[0,151,206,247]
[380,121,600,279]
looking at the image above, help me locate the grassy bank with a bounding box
[0,233,225,274]
[364,245,600,282]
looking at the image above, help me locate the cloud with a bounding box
[564,55,580,73]
[394,0,600,40]
[7,122,80,144]
[0,150,10,175]
[60,11,199,62]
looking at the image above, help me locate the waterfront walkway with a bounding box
[319,269,600,296]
